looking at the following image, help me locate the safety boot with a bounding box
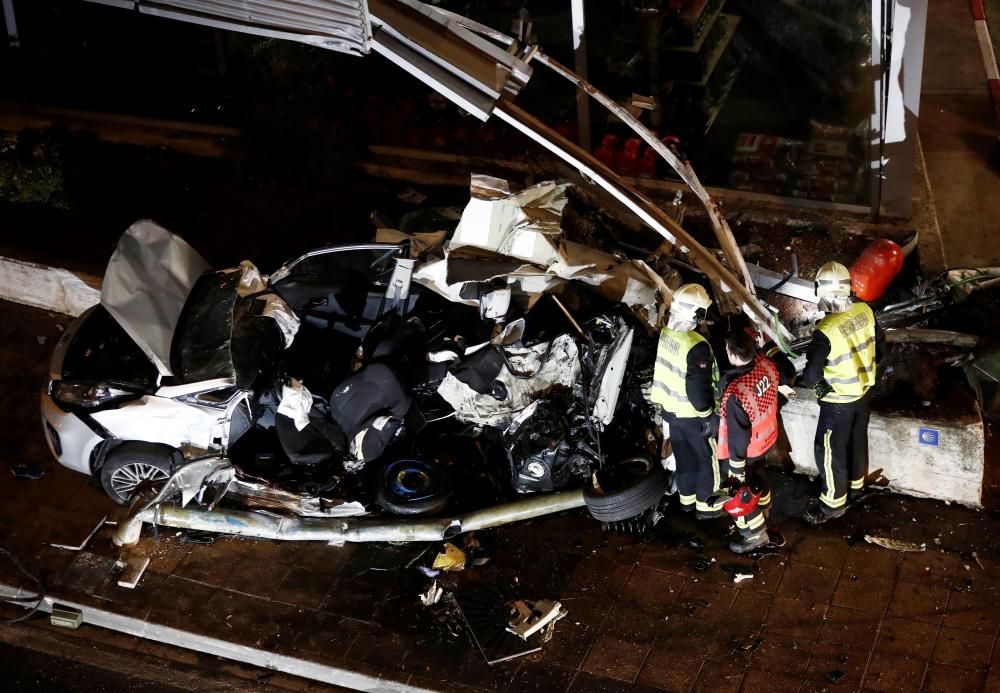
[730,531,770,554]
[801,501,845,525]
[695,508,725,520]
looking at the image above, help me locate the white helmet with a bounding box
[669,283,712,323]
[815,261,852,300]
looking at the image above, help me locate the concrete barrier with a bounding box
[0,256,99,316]
[781,388,984,507]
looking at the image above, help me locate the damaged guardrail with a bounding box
[112,458,587,547]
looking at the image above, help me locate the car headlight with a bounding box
[50,382,138,409]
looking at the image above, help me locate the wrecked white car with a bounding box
[43,178,679,544]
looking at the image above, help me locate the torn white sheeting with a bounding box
[235,260,267,296]
[375,228,449,256]
[101,220,211,376]
[592,327,634,427]
[277,379,313,431]
[437,334,581,427]
[258,293,300,348]
[410,176,670,331]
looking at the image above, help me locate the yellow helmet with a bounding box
[815,261,852,300]
[669,283,712,322]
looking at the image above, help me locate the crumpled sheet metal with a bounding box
[437,334,581,427]
[101,220,211,376]
[406,176,669,331]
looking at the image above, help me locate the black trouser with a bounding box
[814,392,871,511]
[669,415,722,513]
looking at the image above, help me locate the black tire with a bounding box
[584,456,670,523]
[100,442,179,505]
[375,459,453,516]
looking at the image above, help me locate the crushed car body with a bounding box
[44,176,677,545]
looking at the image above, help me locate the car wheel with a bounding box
[584,456,670,523]
[375,459,452,516]
[100,443,177,505]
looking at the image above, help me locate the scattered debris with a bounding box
[420,581,444,606]
[116,555,150,589]
[432,543,467,572]
[456,585,543,664]
[973,551,986,570]
[11,464,47,480]
[36,335,46,345]
[826,670,846,683]
[733,573,754,584]
[506,599,567,640]
[417,565,441,578]
[50,516,107,552]
[50,604,83,630]
[864,536,926,552]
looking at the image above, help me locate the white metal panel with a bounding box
[87,0,371,55]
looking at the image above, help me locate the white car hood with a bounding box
[101,220,210,376]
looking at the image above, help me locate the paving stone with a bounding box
[897,550,969,586]
[861,652,928,692]
[741,668,804,693]
[789,532,849,571]
[943,588,1000,635]
[674,580,738,624]
[619,566,686,612]
[931,625,995,670]
[537,596,610,670]
[818,605,882,651]
[842,543,900,580]
[502,662,577,693]
[727,589,772,630]
[777,562,840,604]
[765,596,828,641]
[749,632,815,679]
[746,555,785,595]
[923,663,988,693]
[635,648,703,692]
[286,610,371,662]
[638,543,697,578]
[582,635,649,682]
[321,577,390,621]
[599,604,668,647]
[830,572,893,613]
[567,671,634,693]
[273,566,336,609]
[223,555,292,599]
[887,579,950,625]
[171,542,240,587]
[691,657,746,693]
[874,616,939,659]
[801,643,869,692]
[57,551,119,595]
[654,613,720,658]
[564,557,635,600]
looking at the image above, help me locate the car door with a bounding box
[268,244,410,338]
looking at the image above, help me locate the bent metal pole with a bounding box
[113,489,587,547]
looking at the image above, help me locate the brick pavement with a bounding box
[2,299,1000,692]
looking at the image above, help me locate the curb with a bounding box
[971,0,1000,127]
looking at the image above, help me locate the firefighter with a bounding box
[799,261,885,524]
[650,284,722,519]
[716,328,786,552]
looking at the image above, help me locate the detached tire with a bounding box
[376,459,452,516]
[100,442,179,505]
[584,456,670,523]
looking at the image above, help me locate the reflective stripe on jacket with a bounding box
[717,356,780,460]
[817,302,877,403]
[650,327,718,417]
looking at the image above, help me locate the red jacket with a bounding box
[717,356,780,460]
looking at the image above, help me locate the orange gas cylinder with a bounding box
[850,239,904,302]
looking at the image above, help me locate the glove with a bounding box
[813,379,833,399]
